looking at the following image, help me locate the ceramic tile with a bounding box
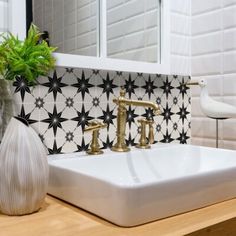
[14,67,191,153]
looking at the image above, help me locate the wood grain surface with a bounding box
[1,195,236,236]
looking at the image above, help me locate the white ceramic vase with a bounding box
[0,116,49,215]
[0,79,15,141]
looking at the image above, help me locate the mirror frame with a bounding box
[9,0,171,75]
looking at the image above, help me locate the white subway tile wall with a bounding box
[107,0,160,63]
[191,0,236,149]
[0,0,8,36]
[33,0,97,56]
[170,0,191,76]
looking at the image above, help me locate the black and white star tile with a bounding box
[14,68,191,154]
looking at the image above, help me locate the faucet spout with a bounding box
[123,99,161,116]
[111,89,161,152]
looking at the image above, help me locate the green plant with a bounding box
[0,24,56,84]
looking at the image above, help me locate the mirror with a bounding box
[107,0,161,63]
[30,0,161,63]
[32,0,98,56]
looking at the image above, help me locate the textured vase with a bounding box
[0,79,15,142]
[0,116,49,215]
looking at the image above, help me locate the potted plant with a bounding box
[0,24,56,137]
[0,23,56,83]
[0,24,56,215]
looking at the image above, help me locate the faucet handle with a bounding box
[154,107,162,116]
[146,119,155,144]
[84,121,107,132]
[84,121,107,155]
[136,119,150,149]
[120,88,126,97]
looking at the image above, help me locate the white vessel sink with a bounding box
[48,144,236,227]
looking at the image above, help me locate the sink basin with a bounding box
[48,144,236,227]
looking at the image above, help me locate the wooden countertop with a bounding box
[1,195,236,236]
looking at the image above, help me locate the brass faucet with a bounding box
[84,121,107,155]
[136,118,155,149]
[111,89,161,152]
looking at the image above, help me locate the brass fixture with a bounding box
[136,119,150,149]
[136,119,155,149]
[186,81,199,86]
[84,121,107,155]
[111,89,161,152]
[147,119,155,144]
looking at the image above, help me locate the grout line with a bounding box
[192,50,221,58]
[192,7,221,18]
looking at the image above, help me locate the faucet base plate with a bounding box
[86,150,104,155]
[111,146,130,152]
[136,144,151,149]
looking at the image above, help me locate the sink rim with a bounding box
[48,144,236,189]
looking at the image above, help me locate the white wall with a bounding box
[170,0,191,76]
[0,0,8,35]
[191,0,236,149]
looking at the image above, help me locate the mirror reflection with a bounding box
[107,0,161,63]
[32,0,98,56]
[31,0,161,63]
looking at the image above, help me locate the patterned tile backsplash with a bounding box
[13,67,191,154]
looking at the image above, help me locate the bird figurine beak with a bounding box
[186,81,199,86]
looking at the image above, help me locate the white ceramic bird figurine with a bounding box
[196,79,236,118]
[188,78,236,147]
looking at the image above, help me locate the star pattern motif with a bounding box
[98,73,117,99]
[42,71,67,101]
[142,76,157,99]
[142,108,155,121]
[65,98,74,108]
[18,106,37,124]
[126,106,139,129]
[77,137,89,152]
[65,131,74,142]
[48,141,63,154]
[177,78,190,99]
[42,105,67,135]
[14,68,191,154]
[160,130,174,143]
[161,77,174,98]
[13,76,31,102]
[66,68,74,73]
[97,105,116,128]
[72,70,93,100]
[161,104,174,125]
[177,129,190,144]
[102,136,114,149]
[124,74,138,98]
[35,97,44,109]
[125,133,136,146]
[72,104,93,131]
[92,97,100,107]
[177,104,190,124]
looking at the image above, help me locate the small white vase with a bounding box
[0,116,49,215]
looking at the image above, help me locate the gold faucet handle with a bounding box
[136,119,150,149]
[137,118,147,124]
[120,88,126,97]
[145,120,155,144]
[84,121,107,132]
[154,107,162,116]
[84,121,107,155]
